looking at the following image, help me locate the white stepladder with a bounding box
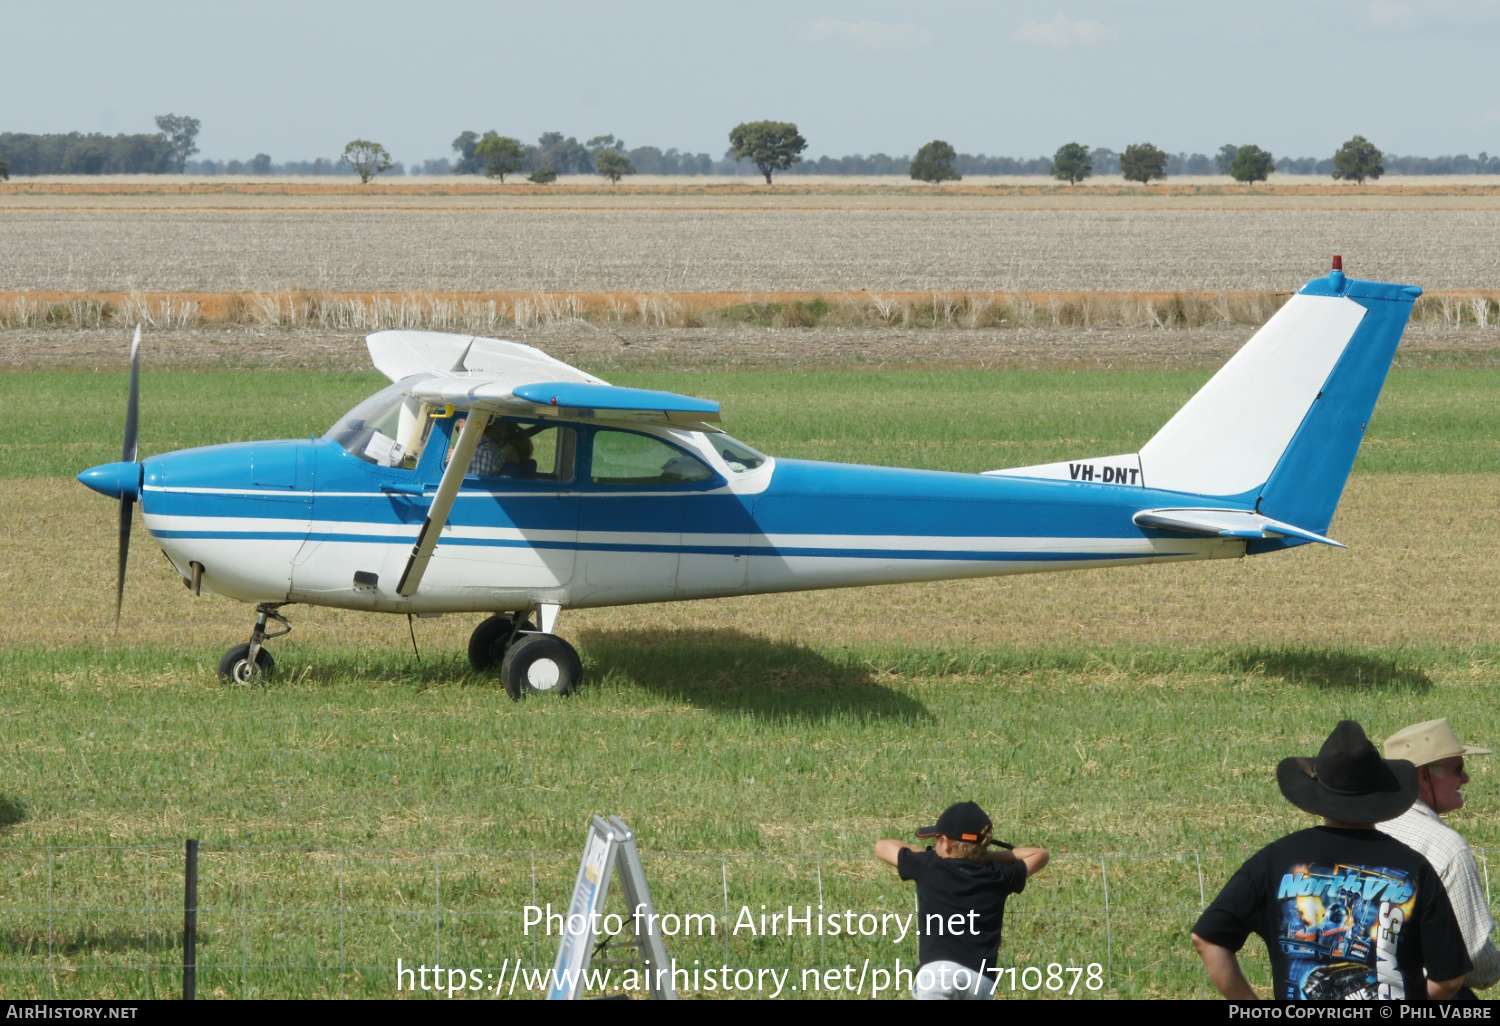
[547,815,678,1000]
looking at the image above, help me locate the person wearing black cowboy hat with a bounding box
[1191,721,1471,1001]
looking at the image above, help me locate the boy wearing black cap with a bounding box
[1192,720,1471,1001]
[876,800,1049,1000]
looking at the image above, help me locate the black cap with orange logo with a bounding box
[915,801,992,843]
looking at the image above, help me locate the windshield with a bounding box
[712,433,768,473]
[325,375,436,467]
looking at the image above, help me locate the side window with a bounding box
[451,421,577,483]
[590,430,713,486]
[528,425,576,483]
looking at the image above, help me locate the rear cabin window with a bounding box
[590,430,713,486]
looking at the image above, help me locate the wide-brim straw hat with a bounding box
[1384,718,1492,767]
[1277,720,1418,824]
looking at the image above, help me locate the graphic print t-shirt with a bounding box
[898,847,1029,973]
[1193,827,1470,1000]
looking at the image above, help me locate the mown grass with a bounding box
[1,364,1497,998]
[2,641,1499,998]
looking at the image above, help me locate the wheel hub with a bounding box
[526,658,562,691]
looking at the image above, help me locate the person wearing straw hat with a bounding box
[875,800,1049,1000]
[1379,718,1499,997]
[1191,720,1471,1001]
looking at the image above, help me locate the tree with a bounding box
[154,114,200,173]
[528,167,558,184]
[0,158,8,182]
[249,153,272,176]
[1332,135,1383,184]
[728,121,807,184]
[594,148,635,184]
[909,140,961,183]
[473,135,524,181]
[1215,144,1239,176]
[532,133,593,175]
[62,141,107,175]
[1120,142,1168,183]
[1229,144,1275,183]
[1050,142,1092,185]
[340,139,392,184]
[451,130,486,175]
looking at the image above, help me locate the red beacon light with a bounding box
[1329,254,1346,289]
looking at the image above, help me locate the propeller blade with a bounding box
[122,325,140,463]
[116,325,141,627]
[116,497,133,627]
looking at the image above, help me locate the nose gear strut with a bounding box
[218,603,291,685]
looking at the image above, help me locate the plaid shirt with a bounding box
[1379,800,1500,989]
[466,437,506,478]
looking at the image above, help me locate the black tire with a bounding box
[467,614,535,672]
[500,634,582,699]
[218,643,275,685]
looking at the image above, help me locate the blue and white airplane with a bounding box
[79,260,1420,696]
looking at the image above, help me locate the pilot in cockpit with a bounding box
[459,419,536,479]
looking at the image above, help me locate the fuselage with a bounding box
[133,420,1266,615]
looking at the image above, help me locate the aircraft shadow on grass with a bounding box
[1226,647,1433,691]
[577,628,934,725]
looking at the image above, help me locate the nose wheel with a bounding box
[219,604,290,685]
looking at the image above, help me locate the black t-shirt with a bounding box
[897,846,1029,973]
[1193,826,1471,1000]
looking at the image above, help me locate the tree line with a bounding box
[4,113,1499,182]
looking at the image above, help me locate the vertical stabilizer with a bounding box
[1134,265,1419,531]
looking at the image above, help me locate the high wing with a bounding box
[368,329,721,429]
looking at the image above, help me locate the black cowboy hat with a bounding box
[1277,720,1418,824]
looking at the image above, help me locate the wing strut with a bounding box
[396,412,489,597]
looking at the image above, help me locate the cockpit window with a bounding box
[325,375,436,468]
[714,434,768,473]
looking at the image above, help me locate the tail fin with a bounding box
[1138,265,1420,531]
[987,262,1420,535]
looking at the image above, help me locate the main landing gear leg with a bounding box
[218,603,291,685]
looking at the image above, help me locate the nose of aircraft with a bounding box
[78,461,143,501]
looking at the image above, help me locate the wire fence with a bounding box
[0,841,1492,999]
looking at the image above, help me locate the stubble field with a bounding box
[2,185,1499,999]
[5,208,1500,293]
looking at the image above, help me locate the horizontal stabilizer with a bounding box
[1132,507,1345,548]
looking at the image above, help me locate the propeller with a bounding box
[115,325,141,625]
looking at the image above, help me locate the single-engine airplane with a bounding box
[79,259,1420,697]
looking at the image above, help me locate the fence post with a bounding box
[1099,857,1112,992]
[184,839,198,1001]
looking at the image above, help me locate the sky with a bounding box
[3,1,1498,165]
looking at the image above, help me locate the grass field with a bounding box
[2,362,1497,998]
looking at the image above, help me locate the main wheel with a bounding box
[500,634,582,699]
[218,643,275,685]
[467,614,535,672]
